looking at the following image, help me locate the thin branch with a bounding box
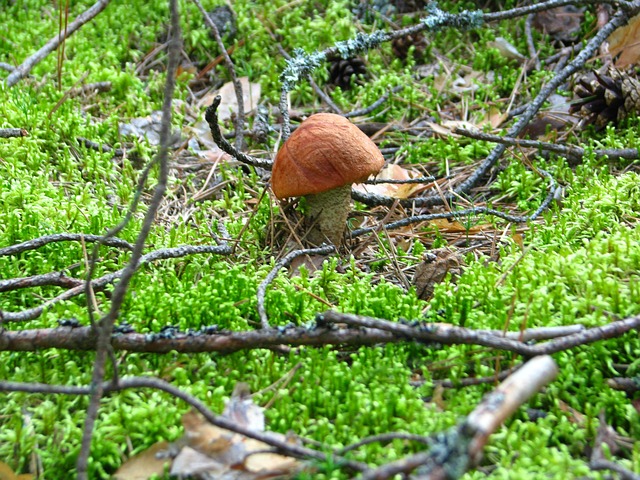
[5,0,112,87]
[76,2,181,473]
[0,312,630,357]
[455,127,639,161]
[359,356,558,480]
[0,233,133,257]
[0,271,82,293]
[0,244,231,323]
[319,311,640,357]
[257,245,335,329]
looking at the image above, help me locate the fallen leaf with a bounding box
[412,248,464,300]
[608,12,640,67]
[427,218,492,234]
[113,441,171,480]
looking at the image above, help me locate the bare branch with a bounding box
[0,233,133,257]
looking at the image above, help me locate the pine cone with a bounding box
[327,57,367,90]
[570,68,640,129]
[391,32,427,60]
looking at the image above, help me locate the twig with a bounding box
[434,364,521,389]
[205,95,273,169]
[68,81,112,97]
[193,0,245,151]
[257,245,335,329]
[360,356,558,480]
[0,312,631,356]
[606,377,640,393]
[318,310,640,357]
[0,244,230,324]
[0,233,133,257]
[0,62,15,72]
[76,2,181,474]
[524,14,541,71]
[5,0,112,87]
[0,128,28,138]
[0,271,82,293]
[0,376,369,473]
[77,137,125,156]
[455,127,639,161]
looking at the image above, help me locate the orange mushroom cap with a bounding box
[271,113,385,199]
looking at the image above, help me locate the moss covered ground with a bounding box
[0,0,639,478]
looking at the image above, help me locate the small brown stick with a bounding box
[193,0,245,152]
[0,128,28,138]
[455,127,639,161]
[0,233,133,257]
[257,245,335,329]
[5,0,112,87]
[0,376,369,473]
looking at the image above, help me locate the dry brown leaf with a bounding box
[113,441,171,480]
[412,248,464,300]
[182,409,235,455]
[242,438,300,475]
[608,13,640,68]
[557,400,587,425]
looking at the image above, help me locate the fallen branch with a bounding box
[360,355,558,480]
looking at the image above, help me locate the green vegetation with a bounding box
[1,0,639,478]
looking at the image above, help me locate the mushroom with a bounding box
[271,113,385,246]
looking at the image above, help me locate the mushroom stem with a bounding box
[304,184,352,246]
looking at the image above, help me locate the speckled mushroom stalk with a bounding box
[271,113,385,246]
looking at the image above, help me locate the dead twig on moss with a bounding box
[76,3,181,473]
[360,356,558,480]
[5,0,112,87]
[0,233,133,257]
[205,95,272,169]
[455,127,639,161]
